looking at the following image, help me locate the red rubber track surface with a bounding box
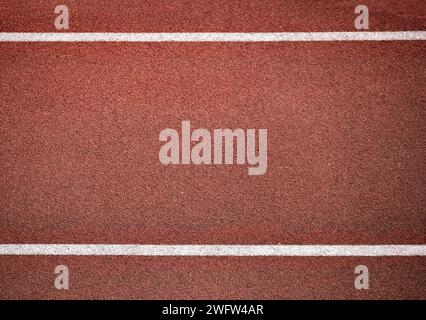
[0,1,425,299]
[0,0,425,32]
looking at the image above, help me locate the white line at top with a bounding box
[0,245,425,256]
[0,31,425,42]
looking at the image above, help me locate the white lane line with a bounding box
[0,245,425,256]
[0,32,425,42]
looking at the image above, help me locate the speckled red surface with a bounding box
[0,256,425,299]
[0,1,425,299]
[0,0,425,32]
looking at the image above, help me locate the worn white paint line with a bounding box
[0,245,425,256]
[0,32,425,42]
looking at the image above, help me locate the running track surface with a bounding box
[0,0,425,299]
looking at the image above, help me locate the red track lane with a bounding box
[0,0,425,32]
[1,42,425,245]
[0,256,425,299]
[0,1,425,300]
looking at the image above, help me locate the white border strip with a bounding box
[0,245,425,256]
[0,32,425,42]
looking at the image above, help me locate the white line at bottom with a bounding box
[0,31,425,42]
[0,245,425,256]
